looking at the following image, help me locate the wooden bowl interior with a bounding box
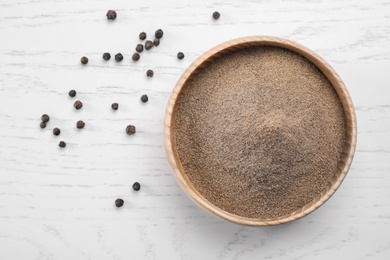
[164,36,357,226]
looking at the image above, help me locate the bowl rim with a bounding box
[163,35,357,226]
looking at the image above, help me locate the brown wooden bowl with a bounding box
[164,36,357,226]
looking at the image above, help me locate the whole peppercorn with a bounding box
[153,38,160,47]
[155,29,164,39]
[111,103,119,110]
[80,56,88,65]
[41,114,50,123]
[145,40,154,50]
[140,95,148,103]
[213,11,220,20]
[115,198,124,207]
[103,52,111,61]
[115,53,123,62]
[53,128,61,136]
[74,100,83,110]
[126,125,136,135]
[146,69,154,77]
[68,90,76,97]
[76,120,85,129]
[177,52,185,60]
[139,32,147,40]
[132,53,140,61]
[40,122,46,129]
[106,10,117,20]
[132,182,141,191]
[59,141,66,148]
[136,44,144,53]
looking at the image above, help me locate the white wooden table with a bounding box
[1,0,389,259]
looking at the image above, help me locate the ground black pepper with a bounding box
[80,57,88,65]
[126,125,136,135]
[146,70,154,77]
[106,10,117,20]
[103,53,111,61]
[53,128,61,136]
[115,198,124,207]
[115,53,123,62]
[145,40,154,50]
[140,95,148,103]
[177,52,185,59]
[76,120,85,129]
[132,53,140,61]
[74,100,83,110]
[111,103,119,110]
[139,32,147,40]
[155,29,164,39]
[41,114,50,123]
[132,182,141,191]
[59,141,66,148]
[68,90,76,97]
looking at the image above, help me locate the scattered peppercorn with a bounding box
[80,56,88,65]
[132,53,140,61]
[136,44,144,53]
[106,10,117,20]
[40,122,46,128]
[140,95,148,103]
[177,52,185,59]
[132,182,141,191]
[103,52,111,61]
[213,11,220,20]
[139,32,147,40]
[115,53,123,62]
[115,198,124,207]
[155,29,164,39]
[41,114,50,123]
[68,90,76,97]
[53,128,61,136]
[74,100,83,110]
[146,69,154,77]
[145,40,154,50]
[126,125,136,135]
[76,120,85,129]
[59,141,66,148]
[111,103,119,110]
[153,38,160,47]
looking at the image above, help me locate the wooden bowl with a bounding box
[164,36,357,226]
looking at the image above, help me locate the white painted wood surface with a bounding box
[0,0,389,259]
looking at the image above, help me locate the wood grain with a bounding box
[0,0,389,259]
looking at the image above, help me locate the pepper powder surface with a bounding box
[175,46,346,219]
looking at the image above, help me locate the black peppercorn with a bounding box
[146,69,154,77]
[115,53,123,62]
[132,53,140,61]
[153,38,160,47]
[68,90,76,97]
[213,11,220,19]
[145,40,154,50]
[41,114,50,123]
[115,198,124,207]
[80,56,88,65]
[111,103,119,110]
[103,52,111,61]
[59,141,66,148]
[74,100,83,110]
[126,125,136,135]
[53,128,61,136]
[155,29,164,39]
[139,32,147,40]
[106,10,117,20]
[177,52,185,59]
[140,95,148,103]
[40,122,46,128]
[136,44,144,53]
[76,120,85,129]
[132,182,141,191]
